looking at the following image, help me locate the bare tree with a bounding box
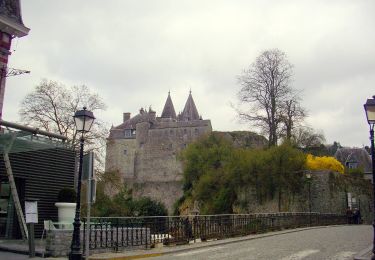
[291,126,325,149]
[19,79,108,170]
[237,49,295,146]
[280,94,306,141]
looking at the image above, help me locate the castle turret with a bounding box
[180,91,200,121]
[161,92,177,119]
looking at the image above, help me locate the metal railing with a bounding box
[82,212,348,252]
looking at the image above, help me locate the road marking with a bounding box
[174,246,225,257]
[207,247,255,259]
[280,249,320,260]
[329,251,356,259]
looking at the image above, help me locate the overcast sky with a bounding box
[4,0,375,147]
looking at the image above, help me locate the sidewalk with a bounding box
[0,239,45,257]
[0,226,368,260]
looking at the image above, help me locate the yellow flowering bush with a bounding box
[306,154,344,174]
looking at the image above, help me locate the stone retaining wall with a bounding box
[242,171,373,224]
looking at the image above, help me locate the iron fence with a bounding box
[82,212,347,252]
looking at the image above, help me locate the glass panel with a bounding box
[0,183,9,197]
[74,117,85,131]
[367,108,375,122]
[0,199,7,213]
[84,117,95,132]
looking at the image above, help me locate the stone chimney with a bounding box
[149,111,156,119]
[123,112,131,122]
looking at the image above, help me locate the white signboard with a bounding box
[347,193,352,209]
[25,201,38,223]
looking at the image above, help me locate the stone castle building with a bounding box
[105,92,212,211]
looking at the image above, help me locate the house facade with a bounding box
[335,147,373,181]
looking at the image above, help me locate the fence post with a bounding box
[116,218,119,252]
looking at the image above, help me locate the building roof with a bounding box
[0,0,29,37]
[0,0,23,24]
[334,147,372,173]
[161,92,177,119]
[179,91,200,121]
[113,108,153,130]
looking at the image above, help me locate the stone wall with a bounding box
[46,230,73,257]
[241,171,373,224]
[105,138,137,180]
[45,227,150,257]
[133,181,184,212]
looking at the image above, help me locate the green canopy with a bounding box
[0,130,71,154]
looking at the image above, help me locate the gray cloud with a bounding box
[4,0,375,147]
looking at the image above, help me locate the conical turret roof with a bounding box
[161,92,177,119]
[180,91,200,121]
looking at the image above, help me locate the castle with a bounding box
[105,92,212,211]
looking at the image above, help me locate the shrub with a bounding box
[57,187,77,202]
[306,154,344,174]
[134,197,168,216]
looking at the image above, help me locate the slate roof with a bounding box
[334,147,372,173]
[161,92,177,119]
[0,0,25,26]
[179,92,200,121]
[113,108,153,130]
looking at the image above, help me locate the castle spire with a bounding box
[180,91,200,121]
[161,92,177,119]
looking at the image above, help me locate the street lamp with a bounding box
[70,107,95,260]
[306,172,312,226]
[364,95,375,260]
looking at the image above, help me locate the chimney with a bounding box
[123,112,131,122]
[149,111,156,119]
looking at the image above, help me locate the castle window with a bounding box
[183,129,187,134]
[123,149,127,155]
[170,129,174,135]
[195,128,199,134]
[132,129,136,135]
[124,129,132,138]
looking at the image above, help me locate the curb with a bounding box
[90,253,164,260]
[354,245,372,260]
[89,225,345,260]
[0,245,45,257]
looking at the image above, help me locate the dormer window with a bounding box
[347,162,358,169]
[124,129,132,138]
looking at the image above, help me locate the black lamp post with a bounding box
[306,172,312,226]
[364,96,375,260]
[69,107,95,260]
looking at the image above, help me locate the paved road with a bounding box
[152,225,371,260]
